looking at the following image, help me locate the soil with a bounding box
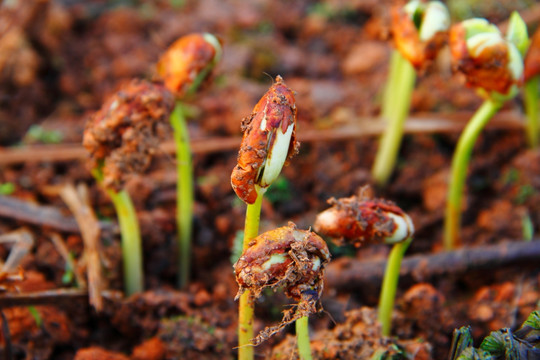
[0,1,539,359]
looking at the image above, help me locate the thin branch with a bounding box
[325,240,540,291]
[0,289,122,309]
[58,183,104,312]
[0,195,114,234]
[0,111,524,165]
[49,232,87,289]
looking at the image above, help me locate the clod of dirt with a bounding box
[74,347,129,360]
[271,307,432,359]
[131,337,166,360]
[234,222,330,344]
[83,79,175,190]
[395,283,451,355]
[157,316,232,359]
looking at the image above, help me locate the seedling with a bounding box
[449,310,540,359]
[157,33,222,288]
[234,223,330,359]
[314,193,414,336]
[83,79,174,295]
[230,76,298,360]
[444,14,528,250]
[524,27,540,148]
[372,0,450,186]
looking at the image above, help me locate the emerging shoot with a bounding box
[83,79,174,296]
[372,0,450,186]
[524,26,540,148]
[230,76,298,360]
[234,223,330,359]
[444,14,527,250]
[314,192,414,336]
[157,32,222,288]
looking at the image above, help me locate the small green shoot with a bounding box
[372,0,450,186]
[24,124,63,144]
[444,14,528,250]
[231,77,298,360]
[27,306,42,328]
[0,183,15,196]
[522,211,534,242]
[157,33,222,289]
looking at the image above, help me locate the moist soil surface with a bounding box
[0,1,538,359]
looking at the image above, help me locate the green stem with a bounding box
[107,188,144,296]
[524,76,539,148]
[238,192,263,360]
[378,238,411,337]
[296,316,313,360]
[444,99,502,250]
[171,102,194,288]
[372,50,417,186]
[381,50,403,121]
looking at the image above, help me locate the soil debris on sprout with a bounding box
[83,79,175,190]
[233,222,330,345]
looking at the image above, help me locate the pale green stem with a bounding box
[107,188,144,296]
[238,192,263,360]
[372,50,417,186]
[171,102,194,288]
[381,50,404,121]
[378,238,411,336]
[296,316,313,360]
[444,99,502,250]
[524,76,540,148]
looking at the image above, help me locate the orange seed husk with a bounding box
[157,33,220,97]
[230,76,298,204]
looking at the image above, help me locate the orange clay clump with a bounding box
[314,194,414,247]
[525,27,540,82]
[156,33,221,97]
[231,76,298,204]
[234,222,330,345]
[391,4,447,70]
[83,79,174,190]
[449,24,516,95]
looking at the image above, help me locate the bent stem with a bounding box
[524,76,539,148]
[238,192,263,360]
[296,316,313,360]
[372,50,417,186]
[378,238,411,337]
[171,102,194,288]
[444,99,502,250]
[107,188,143,296]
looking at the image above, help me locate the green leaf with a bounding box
[506,11,529,57]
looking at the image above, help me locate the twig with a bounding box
[0,289,122,309]
[0,195,114,234]
[0,310,12,360]
[325,240,540,291]
[58,183,104,311]
[49,232,87,289]
[0,228,33,272]
[0,111,524,165]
